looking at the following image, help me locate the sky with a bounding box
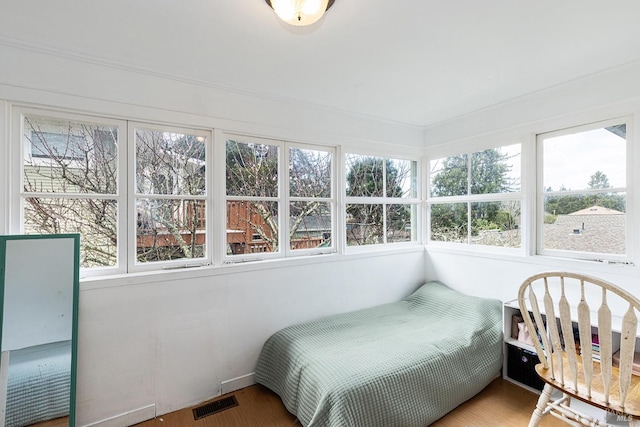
[543,127,626,191]
[426,126,626,195]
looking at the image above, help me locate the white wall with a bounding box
[0,44,426,426]
[423,59,640,303]
[77,250,424,425]
[0,43,423,150]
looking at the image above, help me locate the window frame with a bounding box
[12,106,128,276]
[221,132,337,263]
[343,151,422,250]
[127,121,212,273]
[12,107,218,276]
[285,141,336,257]
[535,116,634,263]
[426,142,523,252]
[8,104,424,279]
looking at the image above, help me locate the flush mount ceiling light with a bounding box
[265,0,335,27]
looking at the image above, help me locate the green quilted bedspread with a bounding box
[255,281,503,427]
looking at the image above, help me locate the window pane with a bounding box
[543,193,626,254]
[226,140,278,197]
[470,201,521,248]
[387,204,416,243]
[289,201,331,250]
[542,125,626,192]
[136,198,206,263]
[23,115,118,195]
[289,147,331,198]
[430,203,468,242]
[471,145,521,194]
[346,203,383,245]
[345,155,383,197]
[429,154,468,197]
[387,159,417,198]
[136,129,206,196]
[226,201,279,255]
[24,197,117,267]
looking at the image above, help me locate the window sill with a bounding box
[426,244,640,277]
[80,245,426,291]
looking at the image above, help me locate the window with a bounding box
[428,144,522,248]
[16,107,213,274]
[537,119,629,261]
[288,145,333,252]
[19,110,124,269]
[225,135,334,260]
[132,123,209,267]
[15,106,429,276]
[345,154,419,246]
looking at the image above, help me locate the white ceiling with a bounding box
[1,0,640,128]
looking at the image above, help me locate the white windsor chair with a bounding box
[518,272,640,427]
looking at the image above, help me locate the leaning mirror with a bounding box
[0,234,79,427]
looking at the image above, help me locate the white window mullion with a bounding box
[0,100,9,234]
[382,203,388,244]
[466,153,472,195]
[212,128,225,267]
[282,141,291,257]
[126,121,136,273]
[466,202,472,244]
[628,116,637,265]
[335,144,345,253]
[9,109,23,233]
[382,158,387,199]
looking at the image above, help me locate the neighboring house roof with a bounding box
[544,208,625,254]
[289,216,331,232]
[568,205,624,215]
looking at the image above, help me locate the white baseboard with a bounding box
[81,404,155,427]
[79,373,256,426]
[220,372,255,395]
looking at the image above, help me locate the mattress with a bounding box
[255,281,503,427]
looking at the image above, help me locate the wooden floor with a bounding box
[134,378,568,427]
[31,416,68,427]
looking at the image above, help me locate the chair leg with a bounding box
[528,383,553,427]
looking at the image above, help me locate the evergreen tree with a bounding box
[430,148,516,240]
[588,171,610,189]
[345,157,410,244]
[545,171,624,217]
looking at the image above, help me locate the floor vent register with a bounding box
[192,395,239,420]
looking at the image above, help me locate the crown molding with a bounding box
[0,35,422,130]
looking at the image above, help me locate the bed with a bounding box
[255,281,503,427]
[5,340,71,427]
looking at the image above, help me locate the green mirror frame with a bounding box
[0,234,80,427]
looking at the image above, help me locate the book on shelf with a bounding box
[591,333,600,361]
[579,333,610,362]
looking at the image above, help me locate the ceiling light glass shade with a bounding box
[269,0,330,26]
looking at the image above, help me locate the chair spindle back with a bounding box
[518,272,640,413]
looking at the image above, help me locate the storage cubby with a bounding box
[503,300,543,394]
[502,299,639,426]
